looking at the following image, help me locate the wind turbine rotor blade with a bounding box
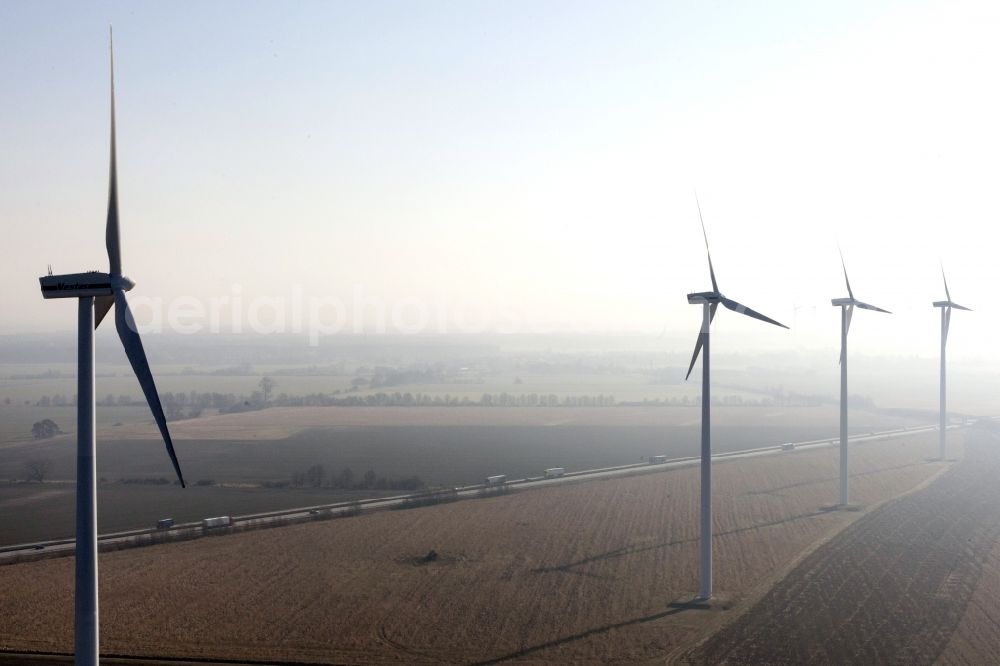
[944,307,951,345]
[846,303,854,334]
[114,290,185,487]
[94,295,115,329]
[839,248,854,300]
[695,193,719,292]
[854,300,891,314]
[721,297,789,329]
[685,333,705,381]
[939,265,972,309]
[684,302,718,380]
[106,28,122,276]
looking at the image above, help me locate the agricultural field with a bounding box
[3,335,998,422]
[0,361,760,405]
[3,402,931,449]
[0,404,933,545]
[0,404,148,447]
[0,362,357,406]
[938,519,1000,664]
[684,423,1000,665]
[0,483,392,546]
[0,430,954,663]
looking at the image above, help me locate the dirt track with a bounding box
[685,424,1000,665]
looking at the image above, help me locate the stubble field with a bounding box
[0,430,952,663]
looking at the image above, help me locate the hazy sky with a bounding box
[2,0,999,359]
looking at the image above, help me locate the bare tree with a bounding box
[24,457,52,483]
[304,464,325,488]
[363,469,377,488]
[259,376,276,403]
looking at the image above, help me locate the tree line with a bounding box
[282,465,425,491]
[268,390,618,408]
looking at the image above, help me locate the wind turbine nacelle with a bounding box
[831,297,854,306]
[687,291,721,304]
[932,301,950,308]
[40,272,113,299]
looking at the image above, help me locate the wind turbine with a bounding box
[37,31,185,666]
[831,251,889,506]
[684,196,788,600]
[933,266,971,460]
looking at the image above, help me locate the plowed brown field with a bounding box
[937,524,1000,664]
[0,431,952,664]
[684,425,1000,665]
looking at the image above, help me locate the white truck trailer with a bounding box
[202,516,232,529]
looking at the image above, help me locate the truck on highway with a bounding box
[781,443,795,452]
[649,455,667,464]
[202,516,232,530]
[485,475,507,487]
[544,467,565,478]
[156,518,174,530]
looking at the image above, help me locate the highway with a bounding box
[0,421,967,562]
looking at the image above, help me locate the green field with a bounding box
[2,413,926,486]
[0,403,933,545]
[0,483,390,545]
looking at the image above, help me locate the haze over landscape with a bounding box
[4,0,1000,356]
[4,1,1000,664]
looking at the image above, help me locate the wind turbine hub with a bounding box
[112,274,135,291]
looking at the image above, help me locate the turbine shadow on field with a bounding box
[685,430,1000,665]
[470,603,703,665]
[532,509,835,577]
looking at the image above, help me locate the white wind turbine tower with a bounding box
[831,251,889,507]
[37,31,186,666]
[933,266,971,460]
[684,197,788,600]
